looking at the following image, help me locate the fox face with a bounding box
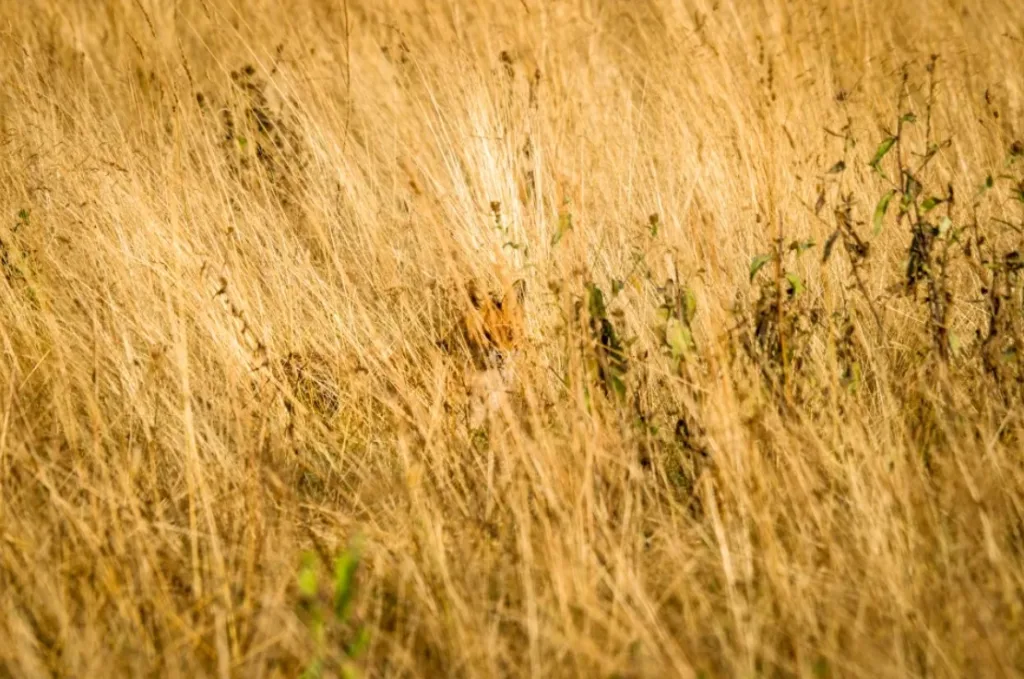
[458,279,527,369]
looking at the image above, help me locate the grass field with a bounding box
[2,0,1024,676]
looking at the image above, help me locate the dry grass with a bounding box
[2,0,1024,676]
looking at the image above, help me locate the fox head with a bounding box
[435,278,525,368]
[436,278,527,428]
[460,278,527,368]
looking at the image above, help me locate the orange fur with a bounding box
[441,278,527,428]
[460,279,527,368]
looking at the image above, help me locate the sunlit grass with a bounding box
[1,1,1023,676]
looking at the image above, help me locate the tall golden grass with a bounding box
[2,0,1023,676]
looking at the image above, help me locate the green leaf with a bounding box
[903,173,922,201]
[301,658,325,679]
[665,317,694,359]
[16,209,29,223]
[869,136,897,171]
[749,254,773,282]
[873,190,895,235]
[648,213,660,237]
[607,373,627,399]
[901,113,917,123]
[551,210,573,246]
[949,332,962,357]
[681,287,697,324]
[298,553,319,599]
[921,196,944,213]
[587,284,607,319]
[347,627,371,659]
[841,361,862,392]
[333,544,361,621]
[785,272,805,296]
[789,239,816,254]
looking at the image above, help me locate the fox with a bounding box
[441,278,527,429]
